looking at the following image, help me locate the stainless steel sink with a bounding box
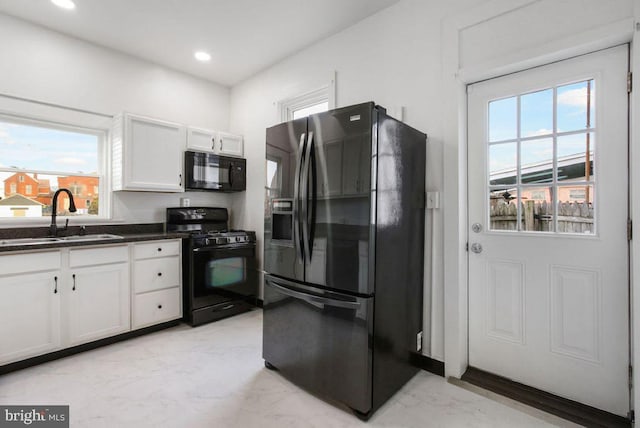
[0,237,62,246]
[0,234,124,247]
[59,234,124,241]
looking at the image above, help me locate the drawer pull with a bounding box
[157,272,162,277]
[157,247,162,252]
[158,304,163,309]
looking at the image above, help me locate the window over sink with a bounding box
[0,115,107,220]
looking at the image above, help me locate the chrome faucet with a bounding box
[49,188,77,237]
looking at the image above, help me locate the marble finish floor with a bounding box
[0,310,579,427]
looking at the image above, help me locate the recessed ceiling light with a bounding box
[194,51,212,62]
[51,0,76,10]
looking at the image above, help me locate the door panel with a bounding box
[264,119,307,281]
[306,103,373,294]
[468,46,629,416]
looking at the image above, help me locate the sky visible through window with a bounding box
[292,101,329,120]
[0,122,98,173]
[488,80,595,174]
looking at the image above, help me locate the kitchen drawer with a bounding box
[69,245,128,268]
[0,250,60,276]
[132,287,181,329]
[134,256,180,293]
[134,240,180,260]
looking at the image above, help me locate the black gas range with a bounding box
[167,207,258,326]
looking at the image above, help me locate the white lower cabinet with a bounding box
[133,287,181,329]
[0,239,183,367]
[0,268,61,365]
[66,245,130,347]
[131,239,182,330]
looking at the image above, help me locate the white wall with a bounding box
[229,0,635,366]
[229,0,486,360]
[441,0,634,379]
[0,13,233,225]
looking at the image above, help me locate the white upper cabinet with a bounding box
[217,131,244,157]
[113,113,186,192]
[187,127,244,158]
[187,127,217,153]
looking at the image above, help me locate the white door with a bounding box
[468,46,629,416]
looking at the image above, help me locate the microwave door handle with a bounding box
[293,133,306,264]
[267,278,361,310]
[228,162,233,187]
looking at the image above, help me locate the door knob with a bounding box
[472,223,483,233]
[470,243,483,254]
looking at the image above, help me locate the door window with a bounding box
[488,79,595,234]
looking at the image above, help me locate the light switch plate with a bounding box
[426,191,439,209]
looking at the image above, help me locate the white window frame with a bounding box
[277,72,336,123]
[0,108,112,225]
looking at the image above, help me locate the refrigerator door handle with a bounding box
[267,278,361,310]
[301,131,313,261]
[293,132,306,264]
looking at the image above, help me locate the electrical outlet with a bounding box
[417,331,423,352]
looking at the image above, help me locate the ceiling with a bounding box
[0,0,401,87]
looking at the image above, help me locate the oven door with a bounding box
[191,243,257,309]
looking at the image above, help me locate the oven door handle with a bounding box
[266,278,360,310]
[193,244,255,253]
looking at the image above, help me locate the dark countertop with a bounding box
[0,223,187,253]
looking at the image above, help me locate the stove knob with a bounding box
[205,238,211,246]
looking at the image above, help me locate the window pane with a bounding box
[292,102,329,120]
[266,159,279,188]
[521,188,553,232]
[489,187,518,231]
[557,184,594,234]
[521,89,553,137]
[557,80,595,132]
[489,143,517,185]
[0,122,98,174]
[521,138,553,184]
[0,171,100,218]
[557,132,594,182]
[489,97,517,142]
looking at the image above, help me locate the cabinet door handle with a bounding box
[72,273,76,291]
[211,137,216,150]
[157,272,162,277]
[179,173,182,187]
[54,276,58,294]
[157,304,163,309]
[220,138,224,151]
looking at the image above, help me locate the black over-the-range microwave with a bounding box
[184,151,246,192]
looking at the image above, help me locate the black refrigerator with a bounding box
[263,102,426,419]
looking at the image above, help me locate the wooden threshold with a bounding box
[461,366,631,428]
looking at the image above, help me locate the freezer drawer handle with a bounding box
[268,280,361,310]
